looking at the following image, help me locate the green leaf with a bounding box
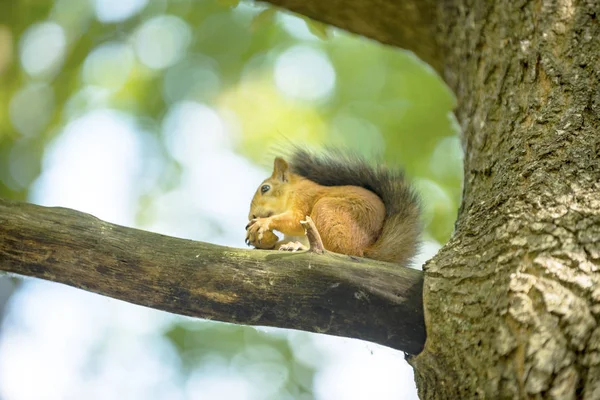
[251,8,278,31]
[217,0,241,8]
[303,17,330,40]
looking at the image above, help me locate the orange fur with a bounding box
[246,157,386,257]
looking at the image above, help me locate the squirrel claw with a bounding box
[278,241,307,252]
[245,219,257,230]
[245,217,272,248]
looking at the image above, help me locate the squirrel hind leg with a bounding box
[310,199,372,257]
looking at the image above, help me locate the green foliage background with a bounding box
[0,0,462,398]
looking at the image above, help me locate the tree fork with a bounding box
[0,197,426,355]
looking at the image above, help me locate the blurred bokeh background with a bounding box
[0,0,462,399]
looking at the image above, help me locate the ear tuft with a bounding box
[272,157,289,182]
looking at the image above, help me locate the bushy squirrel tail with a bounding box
[289,147,421,266]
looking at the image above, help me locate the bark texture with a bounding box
[0,198,425,355]
[412,0,600,398]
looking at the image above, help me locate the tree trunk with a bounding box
[409,1,600,398]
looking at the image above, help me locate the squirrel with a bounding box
[245,147,421,266]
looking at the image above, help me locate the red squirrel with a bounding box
[245,148,421,266]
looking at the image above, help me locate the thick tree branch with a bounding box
[0,197,425,354]
[260,0,443,74]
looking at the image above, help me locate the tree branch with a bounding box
[260,0,443,74]
[0,198,425,355]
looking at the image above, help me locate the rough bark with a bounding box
[415,1,600,399]
[0,198,425,355]
[422,1,600,399]
[263,0,600,398]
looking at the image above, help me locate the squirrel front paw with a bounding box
[245,218,277,248]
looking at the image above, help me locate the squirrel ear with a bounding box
[272,157,289,182]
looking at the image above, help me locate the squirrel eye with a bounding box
[261,184,270,193]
